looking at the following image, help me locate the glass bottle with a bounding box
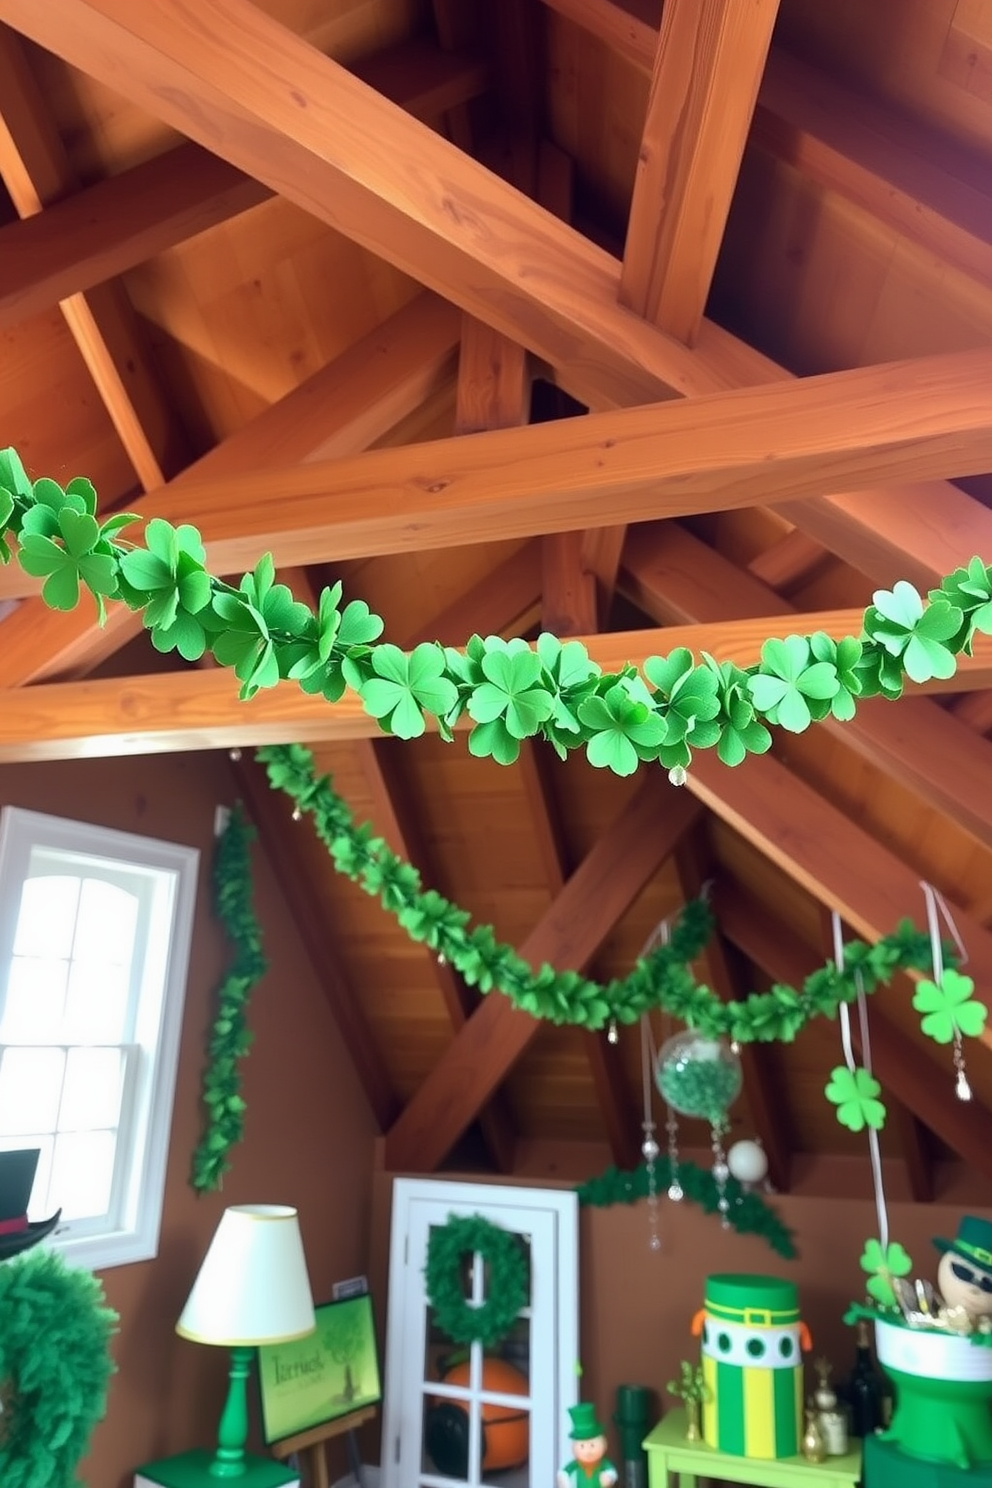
[844,1320,884,1437]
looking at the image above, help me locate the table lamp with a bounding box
[176,1205,316,1478]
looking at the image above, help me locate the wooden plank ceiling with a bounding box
[0,0,991,1196]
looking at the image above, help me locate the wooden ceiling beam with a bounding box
[621,523,992,850]
[682,750,992,1044]
[3,616,990,762]
[676,829,793,1193]
[752,48,992,292]
[403,541,542,649]
[0,143,269,329]
[384,777,703,1172]
[8,347,982,579]
[357,738,517,1173]
[620,0,779,346]
[545,0,992,295]
[0,0,738,411]
[541,529,598,636]
[718,884,987,1192]
[0,25,188,488]
[231,754,398,1131]
[0,37,489,331]
[0,293,460,677]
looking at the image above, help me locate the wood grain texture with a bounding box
[384,777,702,1171]
[752,47,992,291]
[683,749,992,1043]
[0,25,187,487]
[18,347,983,577]
[2,616,989,761]
[0,0,739,409]
[621,0,779,343]
[622,522,992,850]
[0,294,460,693]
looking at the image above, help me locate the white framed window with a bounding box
[0,807,198,1271]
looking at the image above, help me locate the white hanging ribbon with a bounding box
[920,880,969,982]
[832,911,889,1252]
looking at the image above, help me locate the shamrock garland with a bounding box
[256,743,945,1042]
[190,805,268,1193]
[577,1158,797,1259]
[2,447,992,778]
[425,1214,528,1348]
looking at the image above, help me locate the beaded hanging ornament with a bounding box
[655,1029,742,1226]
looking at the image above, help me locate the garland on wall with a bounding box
[576,1159,798,1260]
[2,447,990,779]
[190,805,268,1193]
[258,743,945,1042]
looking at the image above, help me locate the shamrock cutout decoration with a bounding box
[913,968,987,1045]
[825,1065,886,1131]
[860,1238,913,1307]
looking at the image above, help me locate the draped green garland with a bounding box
[576,1159,798,1259]
[190,805,268,1193]
[2,447,991,778]
[258,742,943,1041]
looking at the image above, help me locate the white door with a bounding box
[381,1180,579,1488]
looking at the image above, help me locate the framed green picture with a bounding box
[257,1294,381,1445]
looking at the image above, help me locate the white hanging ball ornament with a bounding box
[727,1139,769,1186]
[642,1136,660,1161]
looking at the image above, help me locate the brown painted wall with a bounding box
[0,752,378,1488]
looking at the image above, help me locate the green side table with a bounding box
[135,1450,300,1488]
[644,1409,862,1488]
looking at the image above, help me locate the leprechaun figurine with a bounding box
[934,1214,992,1328]
[557,1402,618,1487]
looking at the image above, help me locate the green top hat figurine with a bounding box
[933,1216,992,1326]
[557,1402,619,1486]
[0,1148,61,1261]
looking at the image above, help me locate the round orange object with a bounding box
[440,1358,529,1470]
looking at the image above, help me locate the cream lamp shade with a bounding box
[176,1204,316,1346]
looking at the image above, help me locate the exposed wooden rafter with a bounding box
[0,25,188,488]
[0,293,461,676]
[621,522,992,851]
[683,750,992,1044]
[2,347,982,593]
[3,614,989,763]
[620,0,779,345]
[384,777,703,1172]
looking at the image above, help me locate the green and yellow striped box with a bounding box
[692,1274,810,1460]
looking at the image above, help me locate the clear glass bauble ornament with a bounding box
[655,1030,742,1125]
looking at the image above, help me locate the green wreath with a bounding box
[425,1214,528,1349]
[0,1248,117,1488]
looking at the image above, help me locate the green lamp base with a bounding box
[135,1450,299,1488]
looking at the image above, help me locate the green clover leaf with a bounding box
[912,968,987,1044]
[860,1238,913,1307]
[644,648,721,762]
[825,1065,886,1131]
[357,642,458,739]
[577,682,667,776]
[466,639,554,739]
[809,633,863,721]
[863,581,962,684]
[16,507,118,615]
[934,558,992,655]
[747,635,840,732]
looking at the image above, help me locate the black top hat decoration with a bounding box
[0,1148,62,1261]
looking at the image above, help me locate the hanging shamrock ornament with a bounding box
[825,1066,887,1133]
[917,885,980,1100]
